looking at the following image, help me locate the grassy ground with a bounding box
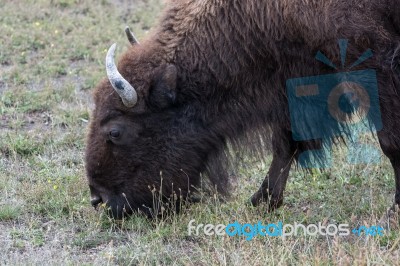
[0,0,399,265]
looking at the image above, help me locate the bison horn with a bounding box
[106,43,138,108]
[125,26,139,45]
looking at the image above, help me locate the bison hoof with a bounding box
[388,203,400,216]
[249,190,283,211]
[379,204,400,230]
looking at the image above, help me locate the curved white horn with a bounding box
[106,43,137,107]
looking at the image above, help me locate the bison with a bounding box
[85,0,400,218]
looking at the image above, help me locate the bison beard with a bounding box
[85,0,400,219]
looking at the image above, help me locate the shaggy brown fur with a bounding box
[86,0,400,218]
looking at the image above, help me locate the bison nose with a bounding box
[91,196,103,208]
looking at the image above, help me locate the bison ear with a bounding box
[148,64,177,109]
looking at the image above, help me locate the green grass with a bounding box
[0,205,21,221]
[0,0,399,265]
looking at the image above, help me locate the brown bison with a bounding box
[85,0,400,218]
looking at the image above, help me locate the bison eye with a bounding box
[109,129,121,139]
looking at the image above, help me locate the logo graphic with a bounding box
[286,39,382,168]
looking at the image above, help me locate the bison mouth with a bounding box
[89,186,141,219]
[90,189,185,219]
[91,194,151,219]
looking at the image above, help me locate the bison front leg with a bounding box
[250,128,297,211]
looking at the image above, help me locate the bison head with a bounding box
[85,40,217,219]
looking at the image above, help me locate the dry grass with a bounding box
[0,0,399,265]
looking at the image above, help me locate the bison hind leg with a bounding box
[378,130,400,208]
[392,158,400,208]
